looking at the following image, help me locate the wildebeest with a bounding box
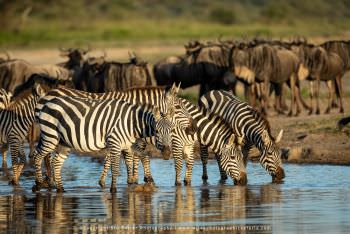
[77,52,152,92]
[154,40,236,97]
[301,43,346,114]
[0,59,71,92]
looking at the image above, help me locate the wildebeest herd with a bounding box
[0,37,348,192]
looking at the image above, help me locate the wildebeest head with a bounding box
[59,46,90,68]
[0,51,10,63]
[184,40,203,55]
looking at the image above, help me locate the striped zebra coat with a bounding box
[0,89,12,168]
[0,84,47,185]
[32,95,176,192]
[34,85,198,186]
[168,97,247,185]
[199,90,285,182]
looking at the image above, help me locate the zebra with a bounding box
[0,84,50,185]
[34,84,198,186]
[198,90,285,182]
[0,89,12,109]
[0,89,12,168]
[98,96,247,186]
[167,97,247,185]
[31,95,184,193]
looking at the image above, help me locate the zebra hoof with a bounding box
[56,187,65,193]
[202,175,208,181]
[144,177,154,184]
[340,108,344,114]
[9,178,19,186]
[220,175,228,181]
[316,109,320,115]
[175,181,182,186]
[183,180,191,186]
[32,183,42,192]
[98,180,106,188]
[110,187,117,193]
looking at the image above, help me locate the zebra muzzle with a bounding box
[272,166,285,182]
[235,171,247,185]
[161,147,171,160]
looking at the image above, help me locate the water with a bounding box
[0,153,350,233]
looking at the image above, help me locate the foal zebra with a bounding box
[32,95,180,192]
[0,89,12,168]
[0,84,49,185]
[199,90,285,182]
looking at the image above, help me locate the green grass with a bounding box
[1,18,350,48]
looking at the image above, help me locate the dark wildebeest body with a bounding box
[0,60,71,92]
[77,55,152,92]
[302,45,346,114]
[154,42,236,97]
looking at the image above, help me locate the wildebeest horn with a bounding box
[58,46,69,52]
[275,129,284,143]
[1,50,10,60]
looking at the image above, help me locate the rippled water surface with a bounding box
[0,152,349,233]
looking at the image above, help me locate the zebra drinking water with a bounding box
[199,90,285,182]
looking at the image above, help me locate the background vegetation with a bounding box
[1,0,350,48]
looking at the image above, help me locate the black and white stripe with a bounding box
[32,95,174,192]
[170,97,247,185]
[0,84,46,185]
[199,90,285,182]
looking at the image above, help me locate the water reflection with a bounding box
[0,184,284,233]
[0,157,350,233]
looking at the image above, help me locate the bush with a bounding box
[210,7,236,25]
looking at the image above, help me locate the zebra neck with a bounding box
[12,94,38,121]
[185,102,231,154]
[132,106,155,139]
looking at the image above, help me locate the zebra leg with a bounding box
[1,144,8,168]
[107,139,122,193]
[32,137,58,192]
[123,150,134,185]
[215,154,228,182]
[200,144,209,181]
[99,151,111,188]
[8,140,21,186]
[14,143,27,184]
[132,154,139,184]
[173,146,183,186]
[139,154,154,184]
[51,147,70,192]
[183,145,195,186]
[1,144,9,178]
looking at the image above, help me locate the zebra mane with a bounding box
[124,86,166,92]
[13,73,70,98]
[6,90,35,110]
[251,107,273,138]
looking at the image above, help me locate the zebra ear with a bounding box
[153,106,161,121]
[33,83,44,97]
[170,82,181,95]
[227,134,236,145]
[275,129,284,143]
[261,130,270,144]
[237,135,244,145]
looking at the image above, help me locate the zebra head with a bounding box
[0,89,12,109]
[153,106,175,160]
[260,129,285,182]
[220,134,247,185]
